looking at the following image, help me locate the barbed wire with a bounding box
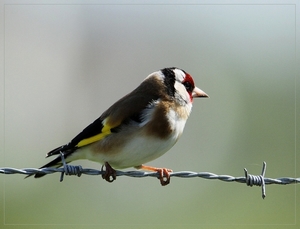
[1,155,299,199]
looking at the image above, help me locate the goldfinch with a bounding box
[30,67,208,185]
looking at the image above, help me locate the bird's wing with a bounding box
[46,79,162,158]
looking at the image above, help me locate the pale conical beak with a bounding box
[192,87,209,98]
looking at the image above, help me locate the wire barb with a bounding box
[59,152,83,182]
[244,162,267,199]
[1,160,299,199]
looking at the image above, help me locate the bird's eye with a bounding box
[183,81,193,92]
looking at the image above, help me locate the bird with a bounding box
[28,67,208,186]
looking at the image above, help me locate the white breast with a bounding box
[113,108,188,168]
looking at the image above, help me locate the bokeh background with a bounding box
[1,1,299,229]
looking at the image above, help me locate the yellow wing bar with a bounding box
[76,118,120,148]
[76,132,110,147]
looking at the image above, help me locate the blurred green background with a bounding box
[1,2,299,229]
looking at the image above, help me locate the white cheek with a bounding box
[174,82,191,104]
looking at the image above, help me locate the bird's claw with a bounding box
[156,168,173,186]
[135,165,173,186]
[101,162,116,183]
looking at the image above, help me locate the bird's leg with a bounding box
[101,162,116,183]
[135,165,173,186]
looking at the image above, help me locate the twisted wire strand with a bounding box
[1,166,298,184]
[1,160,299,199]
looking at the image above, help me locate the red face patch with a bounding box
[182,73,195,101]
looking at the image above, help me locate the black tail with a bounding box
[24,155,63,179]
[25,143,76,179]
[37,156,63,178]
